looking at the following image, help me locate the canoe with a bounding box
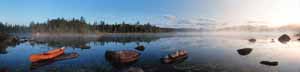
[105,50,140,64]
[30,52,79,70]
[161,50,188,64]
[29,47,65,62]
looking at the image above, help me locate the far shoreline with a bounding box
[31,32,178,36]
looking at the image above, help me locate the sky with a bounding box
[0,0,300,28]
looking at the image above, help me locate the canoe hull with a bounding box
[29,48,65,62]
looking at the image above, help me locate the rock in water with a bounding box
[278,34,291,43]
[79,45,90,49]
[237,48,252,56]
[248,38,256,43]
[161,50,188,64]
[105,50,140,64]
[260,61,278,66]
[135,45,145,51]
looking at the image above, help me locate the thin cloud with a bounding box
[163,15,217,29]
[163,15,177,21]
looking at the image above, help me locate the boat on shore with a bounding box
[29,47,65,62]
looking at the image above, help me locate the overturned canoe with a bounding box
[29,47,65,62]
[161,50,188,64]
[105,50,140,64]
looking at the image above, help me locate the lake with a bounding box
[1,32,300,72]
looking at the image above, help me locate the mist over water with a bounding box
[1,31,300,72]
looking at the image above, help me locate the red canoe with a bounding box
[29,47,65,62]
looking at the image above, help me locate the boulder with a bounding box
[105,50,140,64]
[161,50,188,64]
[278,34,291,43]
[248,38,256,43]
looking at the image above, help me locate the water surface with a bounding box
[1,32,300,72]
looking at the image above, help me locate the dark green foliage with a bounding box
[91,21,174,33]
[0,22,30,33]
[0,17,175,33]
[31,17,90,33]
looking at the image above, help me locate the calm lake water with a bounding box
[1,32,300,72]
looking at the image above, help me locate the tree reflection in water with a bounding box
[29,34,171,49]
[0,39,20,54]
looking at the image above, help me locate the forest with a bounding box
[0,17,175,33]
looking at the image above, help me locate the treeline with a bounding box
[0,22,30,33]
[30,17,174,33]
[31,17,90,33]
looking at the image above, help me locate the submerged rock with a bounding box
[278,34,291,43]
[248,38,256,43]
[260,61,278,66]
[237,48,252,56]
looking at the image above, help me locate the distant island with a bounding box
[0,17,184,34]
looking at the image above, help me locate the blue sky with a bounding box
[0,0,186,25]
[1,0,298,28]
[0,0,222,28]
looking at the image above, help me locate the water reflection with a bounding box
[29,34,168,49]
[0,43,9,54]
[111,67,144,72]
[3,32,300,71]
[0,67,8,72]
[105,50,140,65]
[97,34,162,44]
[0,39,20,54]
[110,64,185,72]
